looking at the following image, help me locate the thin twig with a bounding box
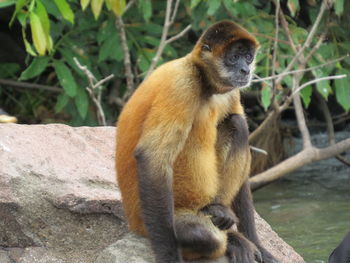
[252,54,349,83]
[271,0,280,96]
[116,15,135,102]
[292,74,347,95]
[165,25,192,44]
[170,0,180,24]
[0,79,61,93]
[94,74,115,89]
[275,0,329,85]
[74,57,114,126]
[124,0,136,13]
[315,91,350,167]
[292,74,312,149]
[145,0,191,79]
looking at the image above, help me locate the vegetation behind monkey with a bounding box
[116,21,279,263]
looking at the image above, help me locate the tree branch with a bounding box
[292,74,312,149]
[275,0,329,85]
[0,79,61,93]
[74,58,114,126]
[115,15,135,102]
[252,54,349,83]
[145,0,191,79]
[250,138,350,190]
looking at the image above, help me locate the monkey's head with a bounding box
[192,21,259,94]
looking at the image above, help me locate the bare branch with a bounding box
[292,75,312,149]
[145,0,190,79]
[316,91,350,167]
[74,57,114,126]
[250,138,350,190]
[94,74,115,89]
[252,55,349,83]
[116,15,135,100]
[0,79,61,93]
[170,0,180,25]
[271,0,280,94]
[292,74,347,95]
[124,0,136,13]
[165,24,192,44]
[275,0,330,84]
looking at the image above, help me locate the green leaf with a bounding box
[98,32,123,62]
[139,0,152,22]
[108,0,126,16]
[0,0,15,8]
[223,0,237,16]
[36,0,52,52]
[334,69,350,111]
[300,85,312,108]
[22,28,37,56]
[312,68,331,99]
[91,0,104,19]
[191,0,202,9]
[207,0,221,16]
[261,85,271,111]
[75,87,89,119]
[30,11,47,55]
[0,63,21,78]
[287,0,299,17]
[53,0,75,24]
[81,0,91,10]
[53,61,78,97]
[9,0,27,26]
[335,0,344,16]
[138,48,155,73]
[55,93,70,113]
[20,56,49,80]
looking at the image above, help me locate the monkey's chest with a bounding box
[173,109,221,209]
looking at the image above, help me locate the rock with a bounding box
[96,211,304,263]
[0,124,127,263]
[0,124,304,263]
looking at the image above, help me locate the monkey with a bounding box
[116,20,279,263]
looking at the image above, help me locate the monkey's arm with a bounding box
[134,98,195,263]
[233,181,279,263]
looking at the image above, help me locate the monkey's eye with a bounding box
[245,54,253,63]
[202,44,211,52]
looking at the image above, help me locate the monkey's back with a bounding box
[116,57,197,235]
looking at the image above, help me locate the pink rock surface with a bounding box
[0,124,304,263]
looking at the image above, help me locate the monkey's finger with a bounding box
[254,249,263,263]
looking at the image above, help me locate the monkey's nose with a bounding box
[240,67,250,75]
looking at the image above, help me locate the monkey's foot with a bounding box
[226,232,262,263]
[257,246,280,263]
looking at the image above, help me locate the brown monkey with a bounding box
[116,20,278,263]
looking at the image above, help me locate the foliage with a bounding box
[0,0,349,125]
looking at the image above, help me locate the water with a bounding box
[254,129,350,263]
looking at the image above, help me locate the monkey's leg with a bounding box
[233,182,279,263]
[214,114,262,263]
[174,210,228,261]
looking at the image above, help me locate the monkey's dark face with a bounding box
[222,40,255,88]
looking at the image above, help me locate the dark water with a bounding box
[254,130,350,263]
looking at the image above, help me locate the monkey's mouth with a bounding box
[231,79,249,88]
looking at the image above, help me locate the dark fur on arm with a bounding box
[135,149,182,263]
[233,181,279,263]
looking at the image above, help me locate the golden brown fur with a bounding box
[116,21,277,263]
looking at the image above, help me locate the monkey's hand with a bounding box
[227,232,262,263]
[201,204,238,230]
[257,245,280,263]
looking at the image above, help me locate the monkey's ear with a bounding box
[202,44,211,52]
